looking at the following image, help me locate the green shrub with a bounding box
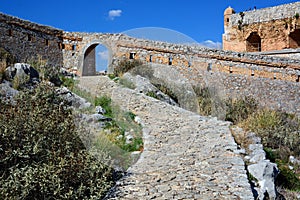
[276,161,300,191]
[194,87,213,116]
[95,96,113,117]
[11,72,30,90]
[114,59,143,77]
[241,109,300,154]
[61,75,76,91]
[0,60,6,83]
[97,97,143,153]
[146,91,159,99]
[0,84,114,199]
[225,96,258,124]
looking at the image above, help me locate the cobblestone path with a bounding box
[79,76,254,200]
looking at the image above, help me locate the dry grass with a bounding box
[0,60,6,83]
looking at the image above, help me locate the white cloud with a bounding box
[200,40,222,49]
[98,50,109,60]
[108,9,122,20]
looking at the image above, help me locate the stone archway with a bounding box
[246,32,261,52]
[81,42,112,76]
[289,29,300,49]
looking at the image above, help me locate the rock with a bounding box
[289,156,300,165]
[122,72,179,107]
[0,80,19,102]
[5,63,39,84]
[248,160,279,200]
[248,144,266,163]
[82,113,111,123]
[56,87,91,109]
[125,131,134,144]
[134,116,142,125]
[60,67,77,77]
[95,106,106,115]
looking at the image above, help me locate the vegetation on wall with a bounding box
[0,84,114,199]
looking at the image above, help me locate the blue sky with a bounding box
[1,0,299,44]
[0,0,299,70]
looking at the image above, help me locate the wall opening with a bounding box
[129,52,136,59]
[8,29,13,37]
[82,43,110,76]
[72,44,77,51]
[289,29,300,48]
[169,57,173,65]
[27,34,32,41]
[246,32,261,52]
[45,39,49,46]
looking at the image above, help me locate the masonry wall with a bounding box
[0,11,299,115]
[223,2,300,52]
[107,36,300,115]
[0,13,64,67]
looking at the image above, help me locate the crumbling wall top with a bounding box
[0,12,63,36]
[228,2,300,26]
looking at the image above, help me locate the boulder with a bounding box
[122,73,179,107]
[248,160,279,200]
[5,63,39,84]
[56,87,91,109]
[0,80,19,103]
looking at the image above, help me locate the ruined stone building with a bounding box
[223,2,300,53]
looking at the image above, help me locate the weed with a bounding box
[240,109,300,154]
[119,77,136,89]
[0,60,6,83]
[146,91,159,99]
[95,96,113,117]
[225,96,257,124]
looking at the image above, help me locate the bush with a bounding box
[114,59,143,77]
[276,161,300,191]
[241,109,300,155]
[0,60,6,83]
[96,96,143,153]
[194,87,213,116]
[0,84,114,199]
[146,91,159,99]
[225,96,258,124]
[95,96,113,117]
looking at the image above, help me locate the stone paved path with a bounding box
[78,76,254,200]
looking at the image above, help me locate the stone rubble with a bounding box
[79,76,254,200]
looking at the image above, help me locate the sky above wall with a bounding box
[1,0,299,46]
[0,0,299,70]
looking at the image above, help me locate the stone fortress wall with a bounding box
[0,11,299,115]
[0,13,64,67]
[223,2,300,53]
